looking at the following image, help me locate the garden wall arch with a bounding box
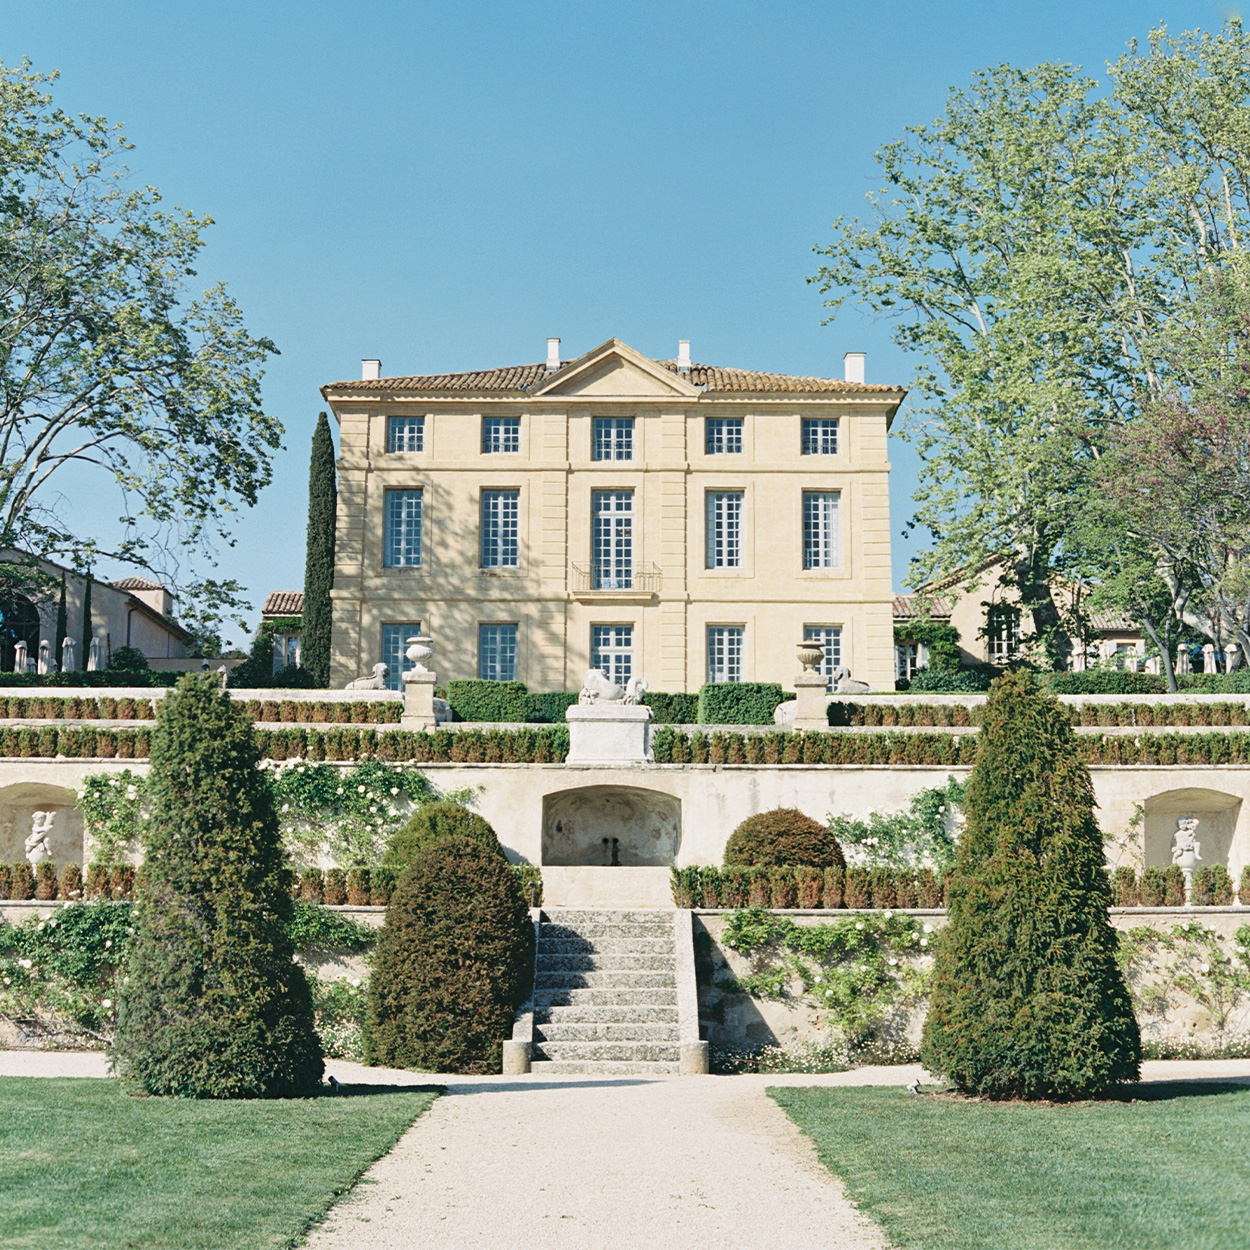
[0,781,85,865]
[1142,787,1242,871]
[541,785,681,866]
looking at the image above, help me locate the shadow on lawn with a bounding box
[325,1083,444,1098]
[1112,1078,1250,1102]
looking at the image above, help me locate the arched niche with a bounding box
[542,786,681,867]
[1142,788,1242,870]
[0,782,86,866]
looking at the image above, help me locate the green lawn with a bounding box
[0,1077,437,1249]
[771,1083,1250,1250]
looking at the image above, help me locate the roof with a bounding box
[893,592,953,621]
[321,357,905,397]
[111,576,164,592]
[262,591,304,618]
[1084,609,1139,633]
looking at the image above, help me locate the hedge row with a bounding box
[0,695,404,724]
[839,700,1250,729]
[0,861,132,901]
[671,863,946,909]
[0,671,178,688]
[1110,863,1247,906]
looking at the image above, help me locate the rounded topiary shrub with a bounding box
[382,800,504,872]
[920,672,1140,1100]
[111,674,323,1098]
[364,835,534,1074]
[723,807,845,870]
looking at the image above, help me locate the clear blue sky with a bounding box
[3,0,1234,645]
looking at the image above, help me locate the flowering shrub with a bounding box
[720,908,933,1057]
[311,977,368,1061]
[76,770,147,863]
[827,777,967,870]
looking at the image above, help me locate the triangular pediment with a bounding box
[532,338,700,399]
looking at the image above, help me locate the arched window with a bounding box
[0,594,40,673]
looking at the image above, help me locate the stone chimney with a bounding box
[843,352,865,384]
[361,359,381,381]
[677,340,691,373]
[546,338,561,372]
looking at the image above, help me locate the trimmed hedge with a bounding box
[382,801,504,871]
[905,667,993,693]
[643,692,700,724]
[839,700,1250,730]
[0,671,178,687]
[364,835,535,1073]
[0,694,404,724]
[444,680,529,723]
[1040,671,1166,694]
[697,682,790,725]
[524,691,579,724]
[669,864,947,910]
[724,808,845,870]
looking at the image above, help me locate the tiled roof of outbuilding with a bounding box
[893,592,953,620]
[262,591,304,617]
[322,359,904,396]
[112,576,163,591]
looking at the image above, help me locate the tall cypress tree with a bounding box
[54,574,67,669]
[302,411,337,687]
[111,674,324,1097]
[80,571,92,665]
[920,671,1140,1099]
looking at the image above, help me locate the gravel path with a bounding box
[5,1053,1250,1249]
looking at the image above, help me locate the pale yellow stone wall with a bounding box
[325,344,900,693]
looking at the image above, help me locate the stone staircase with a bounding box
[532,908,681,1075]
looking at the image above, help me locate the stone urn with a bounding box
[404,636,433,678]
[797,640,824,673]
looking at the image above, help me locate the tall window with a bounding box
[381,623,422,691]
[986,603,1022,664]
[801,418,838,455]
[591,624,633,687]
[802,491,840,569]
[705,417,743,455]
[480,489,519,568]
[387,415,425,453]
[383,489,423,567]
[482,416,520,453]
[591,490,633,589]
[479,624,518,681]
[592,417,634,461]
[707,626,744,683]
[705,491,743,568]
[271,632,301,674]
[804,625,842,690]
[896,642,919,684]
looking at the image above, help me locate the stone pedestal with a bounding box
[401,670,437,730]
[565,704,653,765]
[501,1040,531,1075]
[791,671,829,732]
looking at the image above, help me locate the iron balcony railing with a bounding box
[571,562,663,593]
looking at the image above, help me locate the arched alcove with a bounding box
[0,593,40,673]
[1142,788,1242,870]
[0,782,86,866]
[542,786,681,866]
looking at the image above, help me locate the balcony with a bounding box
[571,562,662,600]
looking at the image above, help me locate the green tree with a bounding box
[79,571,92,664]
[382,800,503,873]
[364,835,534,1074]
[812,24,1250,666]
[0,61,279,630]
[302,412,337,687]
[53,574,66,670]
[111,674,323,1097]
[920,673,1140,1098]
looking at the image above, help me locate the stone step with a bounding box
[537,1004,679,1025]
[538,936,674,956]
[533,987,678,1009]
[532,1059,680,1076]
[543,909,673,926]
[533,1040,681,1064]
[541,923,673,942]
[536,952,674,973]
[535,1021,679,1043]
[535,969,675,989]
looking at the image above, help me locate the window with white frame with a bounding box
[480,489,519,568]
[896,642,919,683]
[383,489,423,567]
[592,417,634,461]
[705,417,743,455]
[591,490,633,589]
[271,632,301,674]
[482,416,520,453]
[801,418,838,455]
[705,491,743,568]
[985,603,1021,664]
[804,625,843,690]
[387,415,425,453]
[381,622,422,691]
[479,623,518,681]
[591,624,633,687]
[802,491,840,569]
[707,625,744,683]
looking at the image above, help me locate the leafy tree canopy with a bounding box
[0,61,280,637]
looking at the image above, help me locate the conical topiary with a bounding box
[301,411,337,688]
[364,835,534,1074]
[920,672,1140,1099]
[111,674,324,1097]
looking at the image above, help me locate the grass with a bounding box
[771,1082,1250,1250]
[0,1077,437,1249]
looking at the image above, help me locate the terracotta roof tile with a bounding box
[322,359,903,396]
[893,592,952,619]
[262,591,304,617]
[112,576,163,591]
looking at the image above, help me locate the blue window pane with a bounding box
[705,418,743,454]
[384,489,423,567]
[481,490,520,567]
[482,416,520,453]
[479,624,518,681]
[387,415,425,452]
[800,418,838,455]
[592,417,634,461]
[381,623,422,691]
